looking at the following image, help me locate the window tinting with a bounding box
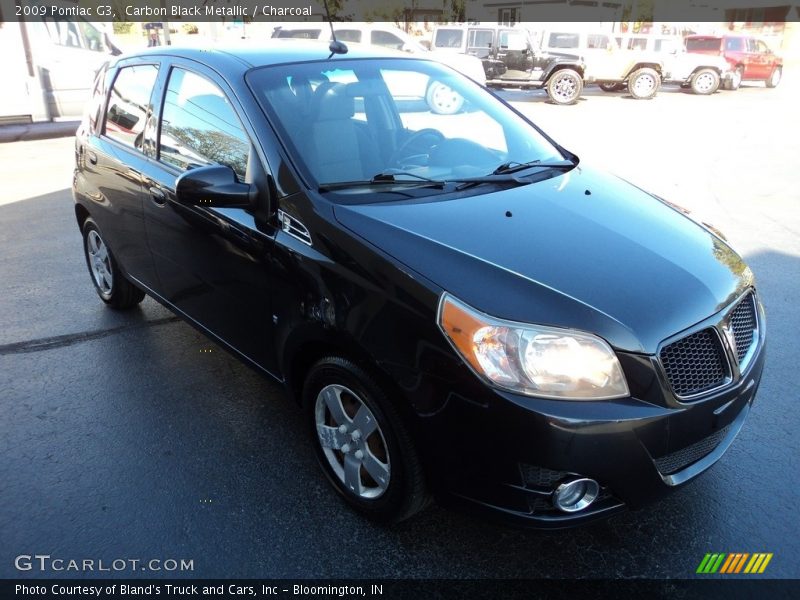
[159,68,249,179]
[587,34,609,49]
[434,29,463,49]
[336,29,362,43]
[274,28,321,39]
[371,30,404,50]
[104,64,158,150]
[548,33,579,49]
[468,29,493,49]
[687,37,723,52]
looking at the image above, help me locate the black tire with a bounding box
[303,356,429,523]
[725,66,744,91]
[81,217,145,309]
[766,67,782,88]
[599,82,624,92]
[690,68,721,95]
[546,69,583,105]
[627,67,660,99]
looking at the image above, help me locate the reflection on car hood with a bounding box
[333,166,752,354]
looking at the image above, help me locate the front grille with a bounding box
[728,293,757,364]
[654,424,731,475]
[660,329,727,397]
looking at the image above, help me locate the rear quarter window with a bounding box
[687,38,723,52]
[548,32,580,49]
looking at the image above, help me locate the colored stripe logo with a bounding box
[697,553,773,574]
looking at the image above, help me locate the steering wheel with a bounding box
[390,128,445,167]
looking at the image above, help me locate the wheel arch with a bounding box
[629,62,663,76]
[544,63,585,82]
[75,203,91,229]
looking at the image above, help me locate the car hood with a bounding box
[333,166,752,354]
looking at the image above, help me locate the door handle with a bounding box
[87,151,98,165]
[149,186,166,205]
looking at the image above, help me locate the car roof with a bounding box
[113,40,407,73]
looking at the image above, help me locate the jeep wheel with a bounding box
[627,67,660,99]
[766,67,782,88]
[425,81,464,115]
[690,68,720,95]
[547,69,583,105]
[724,66,743,91]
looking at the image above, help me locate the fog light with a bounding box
[552,478,599,513]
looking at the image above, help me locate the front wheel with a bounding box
[304,357,429,523]
[766,67,782,88]
[546,69,583,105]
[425,81,464,115]
[627,67,661,99]
[690,68,721,95]
[81,217,145,309]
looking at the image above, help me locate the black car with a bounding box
[431,24,586,104]
[73,41,765,528]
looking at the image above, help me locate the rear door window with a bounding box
[548,32,579,49]
[724,37,744,51]
[104,64,159,150]
[434,29,464,49]
[158,67,250,180]
[336,29,362,43]
[587,34,609,49]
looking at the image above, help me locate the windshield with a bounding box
[246,58,564,193]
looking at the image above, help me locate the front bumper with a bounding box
[426,339,765,529]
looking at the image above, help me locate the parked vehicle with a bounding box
[616,34,732,95]
[73,42,765,528]
[535,28,665,99]
[431,24,586,105]
[272,23,485,114]
[685,34,783,90]
[0,14,120,123]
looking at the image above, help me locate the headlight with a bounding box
[437,293,629,400]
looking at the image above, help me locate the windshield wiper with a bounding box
[319,171,445,192]
[491,159,576,176]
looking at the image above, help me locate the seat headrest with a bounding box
[313,82,355,121]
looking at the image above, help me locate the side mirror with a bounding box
[175,165,255,209]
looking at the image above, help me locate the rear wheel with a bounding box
[690,68,720,95]
[766,67,782,88]
[599,82,625,92]
[304,357,429,523]
[81,217,145,309]
[627,67,660,99]
[546,69,583,105]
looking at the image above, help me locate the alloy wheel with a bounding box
[86,229,114,297]
[314,384,391,499]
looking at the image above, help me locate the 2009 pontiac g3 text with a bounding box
[14,554,194,572]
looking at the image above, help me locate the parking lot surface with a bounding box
[1,74,799,579]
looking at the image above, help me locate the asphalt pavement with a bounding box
[1,76,799,580]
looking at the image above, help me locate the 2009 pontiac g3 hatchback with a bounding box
[73,41,765,527]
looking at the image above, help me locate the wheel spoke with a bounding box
[316,424,346,449]
[352,404,377,438]
[97,244,108,261]
[343,454,362,495]
[322,386,349,425]
[362,452,389,490]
